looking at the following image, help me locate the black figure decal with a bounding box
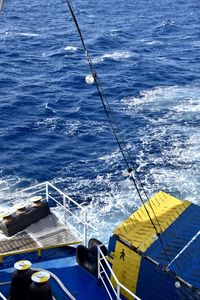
[120,249,125,261]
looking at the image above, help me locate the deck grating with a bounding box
[0,213,80,255]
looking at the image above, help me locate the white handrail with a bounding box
[47,182,84,210]
[8,181,89,246]
[46,182,88,245]
[0,292,7,300]
[16,181,47,193]
[97,244,142,300]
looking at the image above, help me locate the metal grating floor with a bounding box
[0,213,80,255]
[0,232,38,253]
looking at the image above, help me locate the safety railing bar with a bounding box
[18,181,83,211]
[47,196,87,243]
[99,262,117,295]
[63,208,84,222]
[53,204,92,230]
[45,194,84,241]
[48,195,64,208]
[0,292,7,300]
[60,206,96,230]
[15,182,85,214]
[65,223,82,240]
[99,262,111,280]
[49,197,85,227]
[99,262,112,284]
[16,187,46,197]
[31,187,46,194]
[98,246,142,300]
[37,185,85,242]
[98,247,118,282]
[3,181,88,245]
[99,275,114,300]
[16,182,47,194]
[2,187,46,202]
[47,182,84,210]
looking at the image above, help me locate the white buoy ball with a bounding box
[175,281,181,288]
[85,74,94,84]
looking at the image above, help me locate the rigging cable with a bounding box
[64,0,173,265]
[0,0,4,13]
[0,0,185,276]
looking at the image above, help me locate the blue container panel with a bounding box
[136,257,199,300]
[145,203,200,289]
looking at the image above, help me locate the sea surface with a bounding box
[0,0,200,240]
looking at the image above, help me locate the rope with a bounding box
[167,230,200,270]
[33,268,76,300]
[0,0,4,13]
[64,0,170,254]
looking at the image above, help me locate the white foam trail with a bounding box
[193,40,200,47]
[54,83,200,241]
[35,117,59,132]
[64,46,78,52]
[140,38,162,46]
[159,20,175,28]
[0,175,25,212]
[130,84,199,201]
[59,176,141,242]
[0,83,199,242]
[174,99,200,112]
[45,103,56,114]
[16,32,38,37]
[63,119,108,137]
[145,40,160,45]
[5,31,39,37]
[121,84,200,113]
[93,51,132,63]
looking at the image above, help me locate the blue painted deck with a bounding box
[0,246,110,300]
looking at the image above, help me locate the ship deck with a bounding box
[0,246,110,300]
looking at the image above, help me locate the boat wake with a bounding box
[93,51,132,63]
[0,82,199,240]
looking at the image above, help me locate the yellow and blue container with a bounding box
[107,191,200,299]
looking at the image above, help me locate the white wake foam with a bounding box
[93,51,132,63]
[122,84,200,113]
[64,46,78,52]
[0,83,199,242]
[121,83,200,205]
[5,31,39,37]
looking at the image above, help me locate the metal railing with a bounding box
[12,181,89,246]
[97,244,141,300]
[0,292,6,300]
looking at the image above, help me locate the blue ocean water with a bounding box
[0,0,200,239]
